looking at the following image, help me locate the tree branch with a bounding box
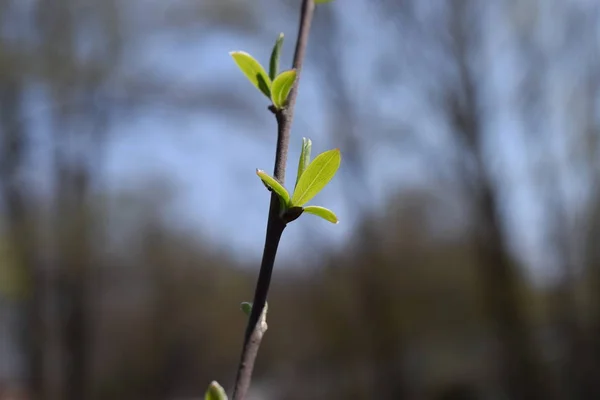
[231,1,316,399]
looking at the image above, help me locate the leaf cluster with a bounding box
[257,137,340,224]
[230,33,296,110]
[230,32,341,225]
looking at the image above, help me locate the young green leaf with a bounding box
[295,137,312,190]
[303,206,339,224]
[270,69,297,109]
[240,302,252,316]
[205,381,228,400]
[269,33,284,81]
[229,51,272,98]
[256,169,290,207]
[291,149,341,207]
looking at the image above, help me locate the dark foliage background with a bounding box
[0,1,599,399]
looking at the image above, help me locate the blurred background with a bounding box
[0,0,599,399]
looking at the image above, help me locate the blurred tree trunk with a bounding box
[0,76,46,398]
[33,0,118,396]
[355,246,409,400]
[550,278,595,399]
[587,198,600,384]
[312,6,409,397]
[471,180,549,400]
[57,173,92,400]
[545,182,598,399]
[53,97,110,400]
[582,86,600,399]
[446,4,552,398]
[508,3,600,397]
[146,225,176,400]
[581,65,600,400]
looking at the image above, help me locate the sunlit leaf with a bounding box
[291,149,341,207]
[303,206,339,224]
[271,69,297,109]
[256,169,290,207]
[295,137,312,190]
[205,381,228,400]
[269,33,284,81]
[229,51,272,98]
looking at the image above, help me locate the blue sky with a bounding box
[94,0,597,281]
[103,30,352,265]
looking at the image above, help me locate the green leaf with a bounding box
[269,33,284,81]
[270,69,297,109]
[240,302,252,316]
[230,51,272,98]
[315,0,335,3]
[303,206,339,224]
[256,169,290,207]
[205,381,228,400]
[295,137,312,190]
[291,149,341,207]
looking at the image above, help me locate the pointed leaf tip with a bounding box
[295,137,312,190]
[291,148,341,207]
[303,205,339,224]
[230,51,272,98]
[269,33,285,81]
[256,169,291,208]
[205,381,228,400]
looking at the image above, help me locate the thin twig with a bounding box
[231,1,316,399]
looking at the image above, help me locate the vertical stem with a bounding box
[231,1,316,399]
[232,205,284,400]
